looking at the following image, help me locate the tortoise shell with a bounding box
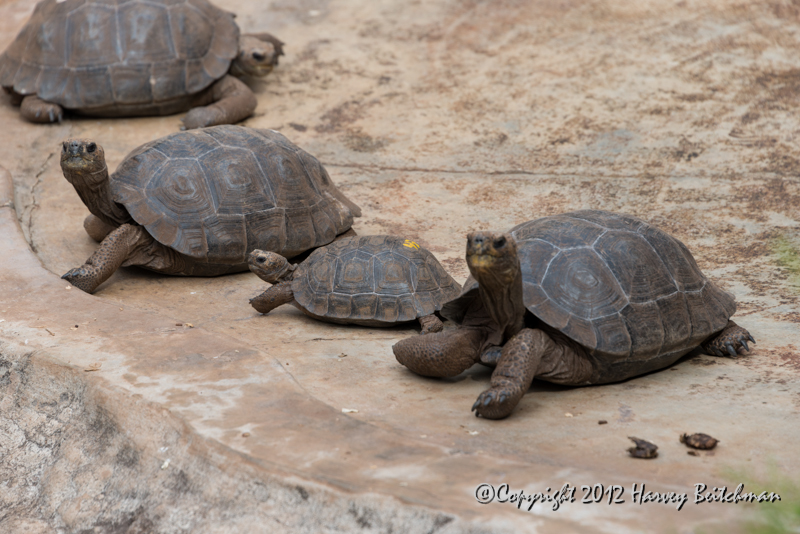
[0,0,238,110]
[291,235,462,325]
[111,125,361,263]
[443,210,736,378]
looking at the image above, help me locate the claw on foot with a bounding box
[62,267,98,293]
[705,324,756,358]
[471,388,516,419]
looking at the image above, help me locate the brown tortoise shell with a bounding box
[0,0,238,111]
[292,235,462,326]
[442,210,736,380]
[111,126,361,264]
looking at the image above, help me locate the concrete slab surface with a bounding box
[1,0,799,532]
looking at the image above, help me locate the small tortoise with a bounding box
[60,125,361,293]
[0,0,283,128]
[393,210,755,419]
[249,235,462,332]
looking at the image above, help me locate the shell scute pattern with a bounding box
[111,126,356,263]
[292,236,461,324]
[505,211,734,362]
[593,231,678,303]
[0,0,237,109]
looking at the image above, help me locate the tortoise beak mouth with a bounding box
[250,64,274,77]
[466,252,499,273]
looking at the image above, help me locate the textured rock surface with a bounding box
[1,0,800,532]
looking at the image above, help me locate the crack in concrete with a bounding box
[21,151,55,253]
[322,161,756,180]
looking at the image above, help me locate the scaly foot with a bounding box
[703,322,755,357]
[62,265,102,293]
[472,386,515,420]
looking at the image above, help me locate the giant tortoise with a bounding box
[393,210,755,419]
[60,125,361,293]
[0,0,283,128]
[249,235,462,333]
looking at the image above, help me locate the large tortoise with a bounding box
[393,210,755,419]
[0,0,283,128]
[60,125,361,293]
[248,235,462,333]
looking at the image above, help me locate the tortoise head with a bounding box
[466,232,519,287]
[232,35,284,77]
[60,139,107,185]
[248,250,294,283]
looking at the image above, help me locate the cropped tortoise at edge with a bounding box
[393,210,755,419]
[60,125,361,294]
[0,0,284,129]
[249,236,463,333]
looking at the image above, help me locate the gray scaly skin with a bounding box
[393,231,755,420]
[60,139,187,293]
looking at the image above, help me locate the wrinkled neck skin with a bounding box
[474,260,526,343]
[466,231,527,343]
[64,164,131,228]
[267,261,296,283]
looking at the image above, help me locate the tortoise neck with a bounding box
[474,257,526,342]
[275,261,297,283]
[67,164,131,228]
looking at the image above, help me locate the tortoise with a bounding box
[248,235,463,333]
[393,210,755,419]
[0,0,284,128]
[60,125,361,293]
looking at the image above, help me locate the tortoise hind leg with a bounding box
[182,75,256,130]
[473,328,594,420]
[20,95,63,123]
[393,326,487,377]
[702,321,755,357]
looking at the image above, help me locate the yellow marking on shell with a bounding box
[403,240,420,249]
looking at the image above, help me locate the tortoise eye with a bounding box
[252,52,266,62]
[61,142,67,152]
[257,256,266,264]
[87,143,97,153]
[493,236,507,248]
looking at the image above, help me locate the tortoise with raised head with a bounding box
[60,125,361,293]
[249,235,462,333]
[393,210,755,419]
[0,0,283,128]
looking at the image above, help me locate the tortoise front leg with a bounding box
[20,95,63,123]
[702,320,755,357]
[63,224,150,293]
[417,314,443,334]
[393,326,487,377]
[472,328,594,419]
[250,281,295,314]
[182,75,257,129]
